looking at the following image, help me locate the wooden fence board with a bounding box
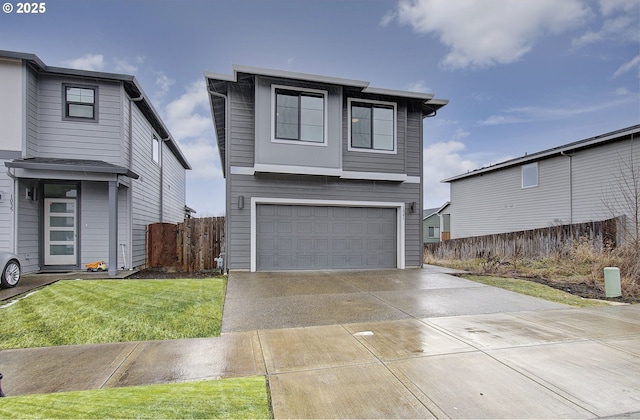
[424,217,622,261]
[147,217,225,272]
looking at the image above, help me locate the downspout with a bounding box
[127,94,143,269]
[561,151,573,237]
[208,87,229,273]
[160,137,170,222]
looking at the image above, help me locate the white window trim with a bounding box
[250,197,406,272]
[522,162,538,189]
[271,84,328,147]
[347,97,397,155]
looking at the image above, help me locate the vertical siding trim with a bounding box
[249,197,406,272]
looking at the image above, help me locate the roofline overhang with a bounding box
[0,50,191,170]
[205,65,449,177]
[442,125,640,183]
[5,160,140,179]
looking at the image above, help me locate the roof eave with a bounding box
[443,125,640,183]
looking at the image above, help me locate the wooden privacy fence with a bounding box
[147,217,225,272]
[424,217,622,261]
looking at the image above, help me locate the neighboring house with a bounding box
[422,207,440,243]
[205,65,447,271]
[0,51,191,276]
[442,125,640,242]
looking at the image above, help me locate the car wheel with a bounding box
[1,259,20,288]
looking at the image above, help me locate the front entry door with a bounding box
[44,198,77,266]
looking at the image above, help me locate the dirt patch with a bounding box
[126,268,223,279]
[463,270,636,304]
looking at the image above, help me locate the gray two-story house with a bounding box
[0,51,191,276]
[205,66,447,272]
[442,125,639,242]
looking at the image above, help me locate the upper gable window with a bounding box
[63,85,97,121]
[348,98,396,154]
[522,162,538,188]
[272,85,326,145]
[152,136,160,164]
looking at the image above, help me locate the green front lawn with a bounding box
[0,278,226,350]
[0,377,271,419]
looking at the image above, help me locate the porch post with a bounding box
[108,180,118,276]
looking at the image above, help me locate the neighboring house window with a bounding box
[428,226,440,238]
[348,98,396,153]
[63,85,97,121]
[522,162,538,188]
[152,137,160,164]
[273,86,326,144]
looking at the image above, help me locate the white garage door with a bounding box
[256,205,397,271]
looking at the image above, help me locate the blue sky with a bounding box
[1,0,638,215]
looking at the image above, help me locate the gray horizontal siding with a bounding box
[405,103,423,177]
[572,139,639,237]
[36,76,122,164]
[229,83,255,167]
[449,139,639,239]
[130,100,161,269]
[227,173,421,270]
[450,157,571,238]
[80,181,109,266]
[161,140,187,223]
[0,159,14,252]
[16,179,39,273]
[342,94,407,174]
[26,67,38,157]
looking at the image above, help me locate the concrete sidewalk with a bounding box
[1,268,639,418]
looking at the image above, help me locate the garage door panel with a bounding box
[257,205,397,271]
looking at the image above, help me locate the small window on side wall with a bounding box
[522,162,538,188]
[63,85,97,121]
[152,137,160,164]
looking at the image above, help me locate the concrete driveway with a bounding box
[2,266,639,419]
[222,265,566,332]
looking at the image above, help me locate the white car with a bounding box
[0,252,21,288]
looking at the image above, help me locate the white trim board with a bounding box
[250,197,406,272]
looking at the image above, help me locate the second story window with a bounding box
[522,162,538,188]
[273,86,325,144]
[64,85,97,121]
[152,137,160,164]
[349,99,396,153]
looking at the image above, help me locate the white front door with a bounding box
[44,198,77,266]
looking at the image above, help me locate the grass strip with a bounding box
[0,377,271,419]
[0,278,225,350]
[460,275,609,308]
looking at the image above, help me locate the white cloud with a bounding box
[156,73,175,97]
[423,135,513,208]
[61,54,105,71]
[613,55,640,78]
[163,79,220,183]
[178,137,222,181]
[573,0,639,47]
[380,10,397,27]
[164,79,212,140]
[615,87,630,95]
[479,95,637,126]
[392,0,590,69]
[113,58,139,74]
[405,80,432,93]
[422,139,478,208]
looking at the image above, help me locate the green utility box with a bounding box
[604,267,621,298]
